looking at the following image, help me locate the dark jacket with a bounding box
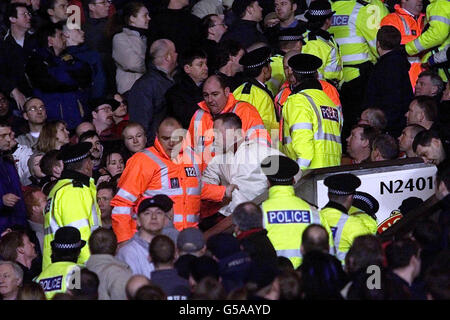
[0,30,38,97]
[0,155,27,235]
[221,19,267,49]
[149,8,202,54]
[363,49,413,137]
[237,228,278,270]
[166,73,203,129]
[26,47,92,129]
[150,268,191,300]
[66,44,106,99]
[127,63,174,145]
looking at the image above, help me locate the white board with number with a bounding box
[315,165,438,223]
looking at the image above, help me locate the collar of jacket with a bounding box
[148,63,173,81]
[236,228,265,240]
[151,137,189,163]
[66,43,89,54]
[324,201,349,214]
[308,28,332,41]
[86,16,108,25]
[394,4,426,19]
[123,26,148,38]
[292,79,322,94]
[268,185,296,198]
[236,19,259,28]
[247,78,274,99]
[61,169,91,186]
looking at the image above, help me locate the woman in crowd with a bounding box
[36,120,69,153]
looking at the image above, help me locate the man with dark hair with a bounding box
[26,22,92,130]
[90,98,118,141]
[78,130,103,179]
[370,133,399,161]
[412,129,449,168]
[358,108,387,131]
[415,71,445,100]
[260,155,333,268]
[36,226,85,299]
[221,0,267,49]
[85,227,132,300]
[43,0,68,23]
[42,142,102,270]
[17,97,47,149]
[300,224,330,256]
[214,39,246,91]
[166,49,208,129]
[364,25,413,137]
[233,46,278,131]
[67,267,100,300]
[398,124,427,158]
[232,201,277,269]
[149,234,190,300]
[344,124,380,164]
[96,182,116,229]
[405,96,438,130]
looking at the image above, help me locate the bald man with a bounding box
[300,224,330,256]
[128,39,178,146]
[125,275,151,300]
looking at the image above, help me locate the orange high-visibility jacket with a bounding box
[188,93,271,165]
[110,138,225,243]
[380,5,426,87]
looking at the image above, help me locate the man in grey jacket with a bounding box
[128,39,177,146]
[85,228,132,300]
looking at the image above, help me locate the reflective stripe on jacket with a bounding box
[36,261,80,300]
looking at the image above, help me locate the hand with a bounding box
[10,88,26,111]
[224,184,239,200]
[2,193,20,207]
[1,228,12,237]
[96,175,111,186]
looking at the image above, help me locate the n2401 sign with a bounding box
[380,176,433,195]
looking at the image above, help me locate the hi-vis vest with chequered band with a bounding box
[262,185,335,269]
[42,178,101,270]
[35,261,80,300]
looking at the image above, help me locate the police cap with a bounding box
[51,226,86,251]
[305,0,335,22]
[261,155,299,183]
[278,27,306,45]
[57,142,92,165]
[324,173,361,196]
[288,53,322,75]
[239,46,272,69]
[353,191,379,218]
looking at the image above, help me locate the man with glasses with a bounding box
[17,97,47,149]
[90,98,119,141]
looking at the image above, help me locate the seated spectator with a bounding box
[36,120,69,153]
[297,250,348,300]
[232,201,277,269]
[90,98,120,141]
[358,107,387,132]
[370,133,399,162]
[120,121,147,161]
[79,130,103,180]
[0,230,39,284]
[85,228,133,300]
[26,152,45,186]
[150,235,191,300]
[191,277,226,300]
[95,182,115,229]
[398,124,427,158]
[213,39,246,91]
[17,97,47,150]
[200,14,228,70]
[125,275,151,300]
[111,1,150,95]
[300,224,330,257]
[0,261,23,300]
[405,96,438,130]
[415,70,444,101]
[134,284,167,300]
[176,227,206,258]
[26,22,92,130]
[22,187,46,252]
[343,124,379,164]
[17,282,46,300]
[413,129,449,169]
[111,93,129,137]
[166,49,208,129]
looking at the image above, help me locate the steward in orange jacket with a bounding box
[110,118,225,243]
[188,75,271,165]
[380,4,426,87]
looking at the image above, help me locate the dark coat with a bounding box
[127,63,174,145]
[165,73,203,129]
[26,47,92,129]
[238,228,278,270]
[149,8,202,54]
[221,19,267,49]
[0,155,28,235]
[363,49,413,137]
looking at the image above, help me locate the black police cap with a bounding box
[288,53,323,74]
[51,226,86,251]
[57,142,92,164]
[261,155,299,183]
[353,191,379,217]
[278,27,306,45]
[305,0,336,22]
[239,46,272,69]
[324,173,361,196]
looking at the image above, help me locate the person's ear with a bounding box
[361,138,369,148]
[17,246,25,255]
[47,8,55,17]
[9,16,17,24]
[92,111,97,120]
[292,3,297,11]
[183,64,191,74]
[23,112,29,121]
[224,87,230,96]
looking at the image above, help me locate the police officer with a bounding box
[349,191,379,234]
[233,46,279,132]
[281,53,342,171]
[261,155,334,268]
[320,173,375,262]
[36,226,85,300]
[303,0,344,88]
[42,142,101,270]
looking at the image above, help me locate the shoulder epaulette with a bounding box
[242,82,253,94]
